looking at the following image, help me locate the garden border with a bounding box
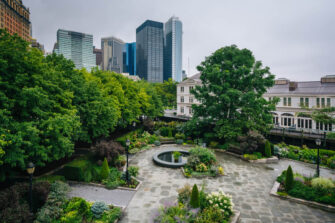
[270,180,335,213]
[280,157,335,172]
[181,167,225,179]
[214,149,279,164]
[230,211,241,223]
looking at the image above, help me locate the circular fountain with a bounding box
[153,150,189,168]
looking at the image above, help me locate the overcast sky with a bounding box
[25,0,335,81]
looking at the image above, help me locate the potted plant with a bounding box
[173,151,182,162]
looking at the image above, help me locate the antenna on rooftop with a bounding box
[188,57,190,77]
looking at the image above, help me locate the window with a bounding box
[181,96,184,103]
[317,98,320,108]
[316,122,319,130]
[283,97,287,106]
[305,98,309,107]
[327,98,331,107]
[269,97,272,101]
[321,98,325,108]
[298,119,300,128]
[180,86,184,92]
[305,120,308,129]
[189,86,194,92]
[301,119,304,128]
[288,97,291,106]
[300,97,304,106]
[189,107,192,114]
[189,97,193,103]
[181,106,184,113]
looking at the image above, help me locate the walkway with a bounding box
[121,145,335,223]
[69,183,136,208]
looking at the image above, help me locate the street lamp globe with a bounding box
[126,139,130,147]
[315,138,321,146]
[26,162,35,175]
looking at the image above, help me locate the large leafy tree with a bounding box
[154,78,177,108]
[192,45,276,140]
[0,29,80,171]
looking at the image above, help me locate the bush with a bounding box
[59,158,92,182]
[186,139,194,144]
[311,177,335,190]
[186,155,201,169]
[176,139,183,144]
[168,128,173,138]
[100,157,110,180]
[159,127,170,137]
[154,140,161,146]
[128,166,139,177]
[93,139,125,164]
[327,156,335,169]
[177,184,192,204]
[36,175,65,183]
[189,147,216,167]
[196,206,224,223]
[102,168,121,189]
[209,141,219,148]
[238,130,265,154]
[101,207,122,222]
[64,197,90,219]
[91,201,108,219]
[175,133,185,139]
[196,163,208,172]
[285,165,294,191]
[265,140,272,158]
[190,184,200,208]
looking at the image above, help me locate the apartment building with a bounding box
[177,74,335,132]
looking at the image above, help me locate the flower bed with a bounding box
[153,184,238,223]
[182,147,224,178]
[276,143,335,169]
[274,166,335,209]
[35,181,123,222]
[116,130,158,154]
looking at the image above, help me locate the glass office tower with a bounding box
[101,36,125,73]
[164,16,183,82]
[136,20,164,83]
[123,42,136,75]
[53,29,96,71]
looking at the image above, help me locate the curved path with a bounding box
[121,144,335,223]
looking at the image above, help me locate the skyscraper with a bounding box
[93,47,102,69]
[53,29,96,71]
[123,42,136,75]
[136,20,164,83]
[101,36,124,73]
[0,0,31,41]
[164,16,183,82]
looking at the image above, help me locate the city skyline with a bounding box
[25,0,335,81]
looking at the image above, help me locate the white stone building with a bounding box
[176,74,335,132]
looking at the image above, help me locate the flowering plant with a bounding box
[206,190,234,219]
[196,163,208,172]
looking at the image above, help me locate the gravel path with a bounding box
[120,144,335,223]
[69,183,136,208]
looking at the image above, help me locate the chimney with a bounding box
[321,75,335,83]
[289,82,297,91]
[275,78,289,85]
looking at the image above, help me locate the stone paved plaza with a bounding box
[120,145,335,223]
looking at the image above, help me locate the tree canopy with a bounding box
[191,45,276,140]
[0,29,164,179]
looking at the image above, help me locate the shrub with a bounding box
[277,170,286,183]
[196,206,225,223]
[311,177,335,190]
[285,165,294,191]
[91,201,108,219]
[186,155,201,169]
[128,166,139,177]
[243,154,258,160]
[186,139,194,144]
[101,207,122,222]
[64,197,90,218]
[168,128,173,138]
[205,190,233,219]
[175,133,185,139]
[265,140,272,158]
[102,168,121,189]
[176,139,183,144]
[148,134,158,144]
[209,141,219,148]
[218,166,224,175]
[327,156,335,169]
[143,119,154,132]
[196,163,208,172]
[238,130,265,154]
[190,184,200,208]
[154,140,161,146]
[100,158,110,180]
[189,147,216,167]
[36,175,65,183]
[209,166,218,176]
[177,184,192,204]
[93,139,125,163]
[59,158,92,182]
[159,127,170,137]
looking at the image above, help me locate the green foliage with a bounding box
[176,139,183,144]
[196,206,226,223]
[101,207,122,222]
[173,151,182,161]
[102,168,121,189]
[58,158,92,182]
[311,177,335,190]
[190,184,200,208]
[189,147,216,167]
[265,140,272,158]
[128,166,139,177]
[192,45,276,141]
[175,133,185,139]
[168,128,173,138]
[327,132,335,140]
[177,184,192,204]
[154,140,161,146]
[100,158,110,180]
[276,170,286,183]
[285,165,294,191]
[36,175,66,183]
[209,141,219,148]
[91,201,108,219]
[153,78,177,108]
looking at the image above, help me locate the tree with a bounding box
[154,78,177,108]
[265,140,272,158]
[100,158,110,180]
[192,45,276,141]
[190,184,200,208]
[285,165,294,191]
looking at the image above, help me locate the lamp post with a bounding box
[315,138,321,177]
[26,162,35,213]
[132,121,136,130]
[125,139,130,184]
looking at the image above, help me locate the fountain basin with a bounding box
[153,150,189,168]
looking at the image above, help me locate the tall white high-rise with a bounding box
[164,16,183,82]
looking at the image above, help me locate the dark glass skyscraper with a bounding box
[164,16,183,82]
[136,20,164,83]
[123,42,136,75]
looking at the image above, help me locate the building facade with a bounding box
[31,38,44,54]
[164,16,182,82]
[53,29,96,71]
[0,0,31,41]
[101,36,124,73]
[136,20,164,83]
[93,47,102,68]
[177,74,335,132]
[123,42,136,75]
